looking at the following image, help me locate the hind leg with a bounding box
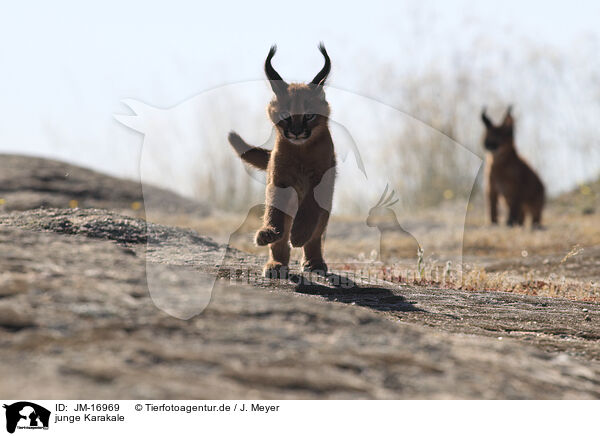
[302,210,329,274]
[290,194,321,248]
[507,198,523,227]
[518,207,526,226]
[487,185,499,225]
[531,203,543,230]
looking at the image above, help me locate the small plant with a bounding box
[560,244,583,264]
[443,260,452,284]
[416,247,425,280]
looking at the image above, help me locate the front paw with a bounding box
[290,221,315,247]
[255,227,282,246]
[302,259,328,274]
[263,261,289,279]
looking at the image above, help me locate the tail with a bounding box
[228,131,270,171]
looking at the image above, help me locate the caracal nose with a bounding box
[289,115,304,136]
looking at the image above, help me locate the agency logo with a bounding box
[115,81,481,319]
[2,402,50,434]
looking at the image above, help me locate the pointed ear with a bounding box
[502,105,514,128]
[310,42,331,88]
[264,45,288,96]
[481,107,492,129]
[310,77,327,97]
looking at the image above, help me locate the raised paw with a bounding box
[255,227,282,246]
[263,261,289,279]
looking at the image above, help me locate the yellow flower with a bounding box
[131,201,142,211]
[69,200,79,208]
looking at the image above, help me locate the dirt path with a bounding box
[1,208,599,399]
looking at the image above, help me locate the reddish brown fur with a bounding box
[228,45,336,277]
[481,107,545,227]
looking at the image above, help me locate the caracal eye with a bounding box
[279,111,291,121]
[304,113,316,121]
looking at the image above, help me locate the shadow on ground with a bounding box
[291,272,424,313]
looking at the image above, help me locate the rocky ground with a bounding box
[0,154,209,216]
[0,155,599,399]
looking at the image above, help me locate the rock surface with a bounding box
[1,155,599,399]
[0,154,209,216]
[1,207,599,399]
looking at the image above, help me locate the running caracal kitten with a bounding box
[481,106,545,227]
[228,43,336,277]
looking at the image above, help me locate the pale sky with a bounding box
[1,0,599,195]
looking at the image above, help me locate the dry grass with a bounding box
[152,201,600,261]
[457,267,600,302]
[144,181,600,302]
[319,259,600,303]
[463,210,600,258]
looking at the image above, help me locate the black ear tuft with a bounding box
[481,107,493,128]
[311,42,331,87]
[265,44,288,95]
[503,105,514,128]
